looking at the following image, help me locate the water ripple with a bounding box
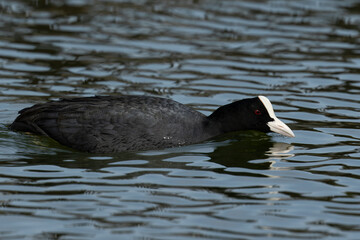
[0,0,360,239]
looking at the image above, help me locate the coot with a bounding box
[10,95,294,153]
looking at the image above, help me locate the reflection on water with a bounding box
[1,0,360,239]
[209,133,294,170]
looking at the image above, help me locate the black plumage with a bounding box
[10,95,294,153]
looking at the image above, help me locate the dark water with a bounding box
[1,0,360,239]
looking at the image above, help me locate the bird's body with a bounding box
[10,95,294,153]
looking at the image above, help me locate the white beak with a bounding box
[258,96,295,138]
[267,117,295,138]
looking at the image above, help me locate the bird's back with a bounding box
[10,95,208,152]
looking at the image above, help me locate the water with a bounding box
[0,0,360,239]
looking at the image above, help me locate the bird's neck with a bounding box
[207,102,248,134]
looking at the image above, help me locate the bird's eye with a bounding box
[254,109,261,115]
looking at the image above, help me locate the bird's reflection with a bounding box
[266,142,294,158]
[208,132,294,170]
